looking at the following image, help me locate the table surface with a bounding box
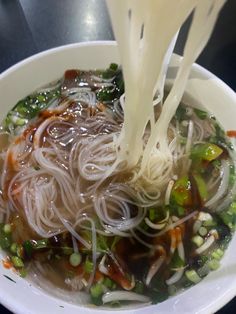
[0,0,235,313]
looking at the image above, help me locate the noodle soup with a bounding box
[0,64,235,307]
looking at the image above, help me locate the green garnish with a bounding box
[0,223,12,249]
[102,63,119,79]
[10,243,18,254]
[208,259,220,270]
[134,281,144,294]
[84,258,94,274]
[185,269,201,284]
[4,88,60,132]
[198,226,208,237]
[170,251,185,270]
[191,235,204,247]
[175,105,187,121]
[3,224,12,234]
[69,252,82,267]
[103,277,116,290]
[11,256,24,268]
[171,176,192,207]
[211,248,224,260]
[193,173,208,201]
[191,143,223,162]
[62,247,74,255]
[194,108,208,120]
[90,283,104,305]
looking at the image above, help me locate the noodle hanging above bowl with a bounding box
[0,0,236,311]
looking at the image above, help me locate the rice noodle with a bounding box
[195,229,218,254]
[102,291,150,304]
[72,236,79,253]
[165,179,175,205]
[156,211,198,237]
[185,120,194,154]
[195,234,215,254]
[166,236,185,285]
[205,160,230,209]
[146,256,165,286]
[144,218,166,230]
[75,216,97,290]
[53,204,91,250]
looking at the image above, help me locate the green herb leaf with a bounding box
[191,143,223,162]
[171,176,192,207]
[169,251,185,270]
[194,108,208,120]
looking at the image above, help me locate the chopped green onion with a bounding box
[134,281,144,294]
[191,143,223,162]
[10,243,18,254]
[203,219,216,227]
[109,63,118,71]
[32,239,48,249]
[102,63,118,79]
[23,239,50,257]
[193,173,208,201]
[36,95,46,102]
[177,205,185,216]
[179,137,187,145]
[62,247,74,255]
[103,277,114,289]
[198,226,208,237]
[16,118,27,126]
[208,259,220,270]
[191,235,204,247]
[176,106,187,121]
[90,283,104,298]
[96,235,109,252]
[69,252,82,267]
[16,245,24,258]
[85,259,94,274]
[211,249,224,261]
[149,208,156,221]
[3,224,11,234]
[193,220,202,234]
[198,212,212,221]
[23,240,33,257]
[170,251,185,270]
[185,269,201,284]
[0,227,11,249]
[97,87,115,102]
[19,268,27,278]
[11,256,24,268]
[171,176,192,206]
[194,108,208,120]
[229,202,236,214]
[215,248,224,258]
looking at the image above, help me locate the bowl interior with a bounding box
[0,42,236,314]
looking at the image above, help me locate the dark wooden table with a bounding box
[0,0,235,313]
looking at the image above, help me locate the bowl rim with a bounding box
[0,40,236,314]
[0,41,116,79]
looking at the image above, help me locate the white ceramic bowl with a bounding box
[0,41,236,314]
